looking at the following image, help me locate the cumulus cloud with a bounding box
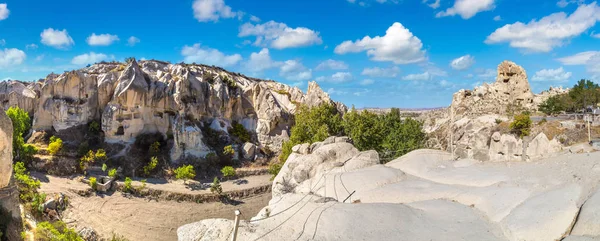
[436,0,496,19]
[0,3,9,21]
[193,0,238,22]
[315,59,348,71]
[423,0,441,9]
[361,66,400,77]
[239,21,322,49]
[316,72,353,83]
[86,33,119,46]
[450,55,475,70]
[557,0,585,8]
[402,72,432,81]
[71,52,111,65]
[360,79,375,85]
[279,60,312,81]
[41,28,75,49]
[181,43,242,67]
[127,36,141,46]
[557,51,600,80]
[250,15,261,22]
[494,15,502,21]
[532,67,572,82]
[334,22,426,64]
[244,48,282,72]
[485,3,600,53]
[0,48,26,68]
[327,88,347,96]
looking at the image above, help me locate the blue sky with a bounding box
[1,0,600,108]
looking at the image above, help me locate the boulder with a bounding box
[241,142,256,160]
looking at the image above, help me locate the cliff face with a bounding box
[0,60,344,162]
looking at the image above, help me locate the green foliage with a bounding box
[268,161,283,180]
[279,103,343,162]
[80,149,107,171]
[77,141,90,157]
[14,162,41,202]
[220,166,236,179]
[223,145,235,157]
[539,95,566,115]
[48,136,63,156]
[88,121,100,134]
[34,221,84,241]
[343,108,385,152]
[569,79,600,110]
[123,177,133,193]
[229,121,251,143]
[30,193,47,216]
[89,177,97,191]
[174,165,196,184]
[102,163,108,172]
[108,168,117,178]
[149,141,161,157]
[210,177,222,195]
[6,106,35,163]
[143,156,158,176]
[95,149,107,162]
[510,113,533,138]
[495,119,503,124]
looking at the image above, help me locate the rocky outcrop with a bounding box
[0,109,22,241]
[0,109,12,187]
[451,61,535,117]
[0,60,345,162]
[178,140,600,241]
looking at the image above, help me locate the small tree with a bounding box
[149,142,161,157]
[510,113,533,138]
[108,168,117,178]
[210,177,222,195]
[95,149,107,162]
[102,163,108,172]
[48,136,63,155]
[223,145,235,157]
[89,177,97,191]
[124,177,133,193]
[89,121,101,134]
[174,165,196,184]
[221,166,236,180]
[143,156,158,176]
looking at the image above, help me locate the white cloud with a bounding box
[71,52,111,65]
[436,0,496,19]
[181,43,242,67]
[402,72,431,81]
[279,60,312,81]
[315,59,348,71]
[360,79,375,85]
[26,44,38,50]
[334,22,426,64]
[588,53,600,80]
[244,48,282,72]
[557,0,585,8]
[239,21,323,49]
[0,39,4,46]
[327,88,347,96]
[485,2,600,53]
[40,28,75,49]
[593,32,600,38]
[423,0,441,9]
[193,0,238,22]
[532,67,572,82]
[127,36,140,46]
[557,51,600,65]
[0,48,26,68]
[353,89,371,96]
[494,15,502,21]
[316,72,353,83]
[86,33,119,46]
[450,54,475,70]
[0,3,9,21]
[250,15,261,22]
[361,66,400,77]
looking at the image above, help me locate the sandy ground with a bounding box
[33,173,272,241]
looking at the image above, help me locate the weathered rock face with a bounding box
[1,60,345,162]
[451,61,535,117]
[0,110,13,188]
[179,141,600,241]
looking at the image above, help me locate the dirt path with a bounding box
[33,173,272,241]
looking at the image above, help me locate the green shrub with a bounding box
[31,192,46,216]
[6,106,32,162]
[108,168,117,178]
[89,121,100,134]
[174,165,196,184]
[495,119,503,124]
[510,113,532,138]
[268,161,283,180]
[95,149,107,162]
[539,95,565,115]
[77,141,90,157]
[14,162,41,202]
[229,121,251,143]
[102,163,108,172]
[124,177,133,193]
[210,177,222,195]
[149,141,160,157]
[89,177,97,191]
[48,136,63,156]
[34,221,83,241]
[143,157,158,176]
[223,145,235,157]
[221,166,236,180]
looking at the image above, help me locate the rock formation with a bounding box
[0,60,345,162]
[178,139,600,241]
[0,109,22,240]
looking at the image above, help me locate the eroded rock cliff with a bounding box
[0,60,344,162]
